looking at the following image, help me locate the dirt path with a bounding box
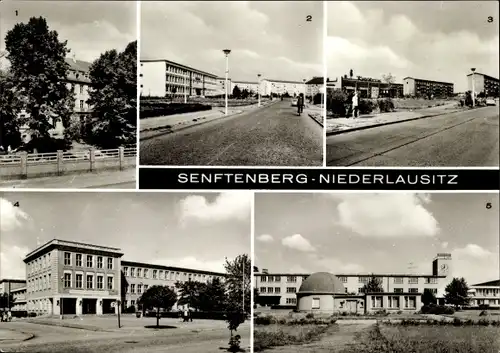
[267,320,376,353]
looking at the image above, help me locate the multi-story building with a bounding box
[0,279,27,311]
[140,59,219,98]
[468,280,500,307]
[18,56,93,143]
[23,239,124,316]
[305,77,324,97]
[255,253,452,311]
[467,73,499,97]
[260,79,306,97]
[403,77,454,98]
[230,81,259,94]
[121,261,225,311]
[340,76,403,98]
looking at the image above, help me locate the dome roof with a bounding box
[298,272,345,294]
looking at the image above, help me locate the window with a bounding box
[80,85,83,94]
[286,298,296,305]
[131,300,135,306]
[286,276,297,283]
[359,277,369,283]
[274,276,281,282]
[75,84,79,93]
[389,296,400,308]
[144,285,148,291]
[94,257,102,269]
[260,276,267,282]
[275,287,281,293]
[76,254,82,267]
[97,276,104,289]
[64,252,71,265]
[79,100,84,110]
[131,268,135,277]
[286,287,296,293]
[425,277,437,284]
[260,287,266,293]
[267,287,273,293]
[136,268,141,277]
[48,274,51,289]
[107,258,113,270]
[312,298,320,309]
[372,296,383,308]
[130,284,135,294]
[394,288,403,293]
[144,269,148,278]
[137,284,142,294]
[63,273,71,288]
[338,276,348,283]
[159,270,163,279]
[86,275,93,289]
[107,276,113,290]
[394,278,403,284]
[76,274,83,288]
[124,267,129,276]
[86,255,93,268]
[408,278,418,284]
[409,288,418,293]
[153,270,157,279]
[425,288,437,295]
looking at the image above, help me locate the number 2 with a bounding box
[306,15,312,22]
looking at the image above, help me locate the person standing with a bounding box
[352,91,359,118]
[297,93,305,115]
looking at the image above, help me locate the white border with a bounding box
[322,0,328,167]
[249,190,255,353]
[135,0,141,190]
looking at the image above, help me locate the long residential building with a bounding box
[260,79,306,97]
[4,239,225,316]
[340,76,403,98]
[140,59,219,98]
[468,279,500,307]
[255,253,453,312]
[467,72,499,97]
[403,77,454,98]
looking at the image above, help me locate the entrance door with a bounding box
[82,299,97,314]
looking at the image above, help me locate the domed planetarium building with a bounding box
[297,272,364,314]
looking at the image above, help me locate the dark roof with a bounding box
[0,279,26,284]
[65,58,92,72]
[466,73,499,81]
[298,272,345,294]
[121,260,225,277]
[472,279,500,287]
[264,79,304,84]
[306,77,324,85]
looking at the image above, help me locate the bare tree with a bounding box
[382,73,396,98]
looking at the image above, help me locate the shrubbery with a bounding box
[420,305,455,315]
[144,310,230,321]
[254,314,336,326]
[140,102,212,119]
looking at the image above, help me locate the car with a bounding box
[291,98,298,107]
[486,98,496,106]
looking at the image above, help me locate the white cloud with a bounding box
[154,256,226,273]
[0,244,29,278]
[442,242,449,249]
[257,234,274,243]
[452,244,498,284]
[329,193,439,238]
[454,244,493,259]
[310,254,364,273]
[179,192,251,223]
[0,198,30,232]
[282,234,316,252]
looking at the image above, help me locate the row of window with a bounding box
[27,275,51,293]
[64,253,114,270]
[63,272,114,290]
[260,276,308,283]
[259,287,437,294]
[123,266,221,282]
[27,254,51,275]
[474,289,500,296]
[259,276,438,285]
[371,296,417,309]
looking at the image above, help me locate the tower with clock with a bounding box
[432,253,452,277]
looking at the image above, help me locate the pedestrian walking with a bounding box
[352,91,359,118]
[297,93,305,115]
[7,311,11,322]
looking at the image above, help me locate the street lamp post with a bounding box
[257,74,261,107]
[471,68,476,107]
[223,49,231,116]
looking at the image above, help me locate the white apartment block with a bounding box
[260,79,306,97]
[469,280,500,307]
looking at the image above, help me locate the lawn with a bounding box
[254,323,330,352]
[340,323,500,353]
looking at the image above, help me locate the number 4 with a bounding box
[13,202,20,207]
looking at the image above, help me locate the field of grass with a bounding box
[254,323,330,352]
[340,323,500,353]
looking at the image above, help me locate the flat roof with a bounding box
[466,72,499,81]
[0,279,26,284]
[121,260,225,277]
[24,239,124,262]
[263,79,305,84]
[403,77,453,85]
[471,279,500,287]
[141,59,218,79]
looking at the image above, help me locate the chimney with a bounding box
[262,268,268,274]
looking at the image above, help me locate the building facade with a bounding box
[0,279,27,311]
[230,81,259,94]
[140,60,219,98]
[403,77,454,98]
[121,261,225,311]
[23,239,124,316]
[467,73,500,97]
[255,253,452,311]
[305,77,324,97]
[468,280,500,307]
[260,79,306,97]
[340,76,403,98]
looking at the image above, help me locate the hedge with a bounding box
[140,102,212,119]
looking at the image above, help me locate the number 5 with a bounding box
[486,203,492,209]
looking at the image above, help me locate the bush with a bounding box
[10,311,28,318]
[124,306,136,314]
[140,102,212,119]
[305,313,314,319]
[313,93,322,105]
[28,312,37,317]
[479,310,489,317]
[421,305,455,315]
[378,99,395,112]
[358,99,375,114]
[327,90,348,117]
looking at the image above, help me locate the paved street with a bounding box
[140,100,323,166]
[326,106,499,166]
[0,169,136,189]
[0,319,250,353]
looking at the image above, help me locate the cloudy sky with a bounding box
[327,1,499,92]
[0,192,251,279]
[255,193,499,285]
[0,0,136,63]
[141,1,323,82]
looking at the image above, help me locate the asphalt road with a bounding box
[0,322,248,353]
[326,106,499,167]
[140,100,323,166]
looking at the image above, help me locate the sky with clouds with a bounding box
[141,1,323,82]
[0,0,136,64]
[0,192,251,279]
[327,1,499,92]
[255,193,499,285]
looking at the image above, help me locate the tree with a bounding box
[445,277,470,308]
[382,73,396,98]
[5,17,75,142]
[0,292,16,310]
[199,277,226,312]
[175,280,205,311]
[361,276,384,293]
[86,40,137,149]
[0,71,22,150]
[137,285,177,327]
[232,85,241,99]
[421,288,437,306]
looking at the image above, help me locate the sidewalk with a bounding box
[140,100,276,140]
[0,168,135,189]
[326,102,463,134]
[304,104,324,126]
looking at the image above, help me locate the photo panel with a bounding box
[139,1,325,167]
[0,191,252,353]
[0,1,138,189]
[325,1,500,167]
[254,192,500,352]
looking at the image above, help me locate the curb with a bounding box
[0,329,35,343]
[26,319,109,332]
[308,113,324,127]
[326,109,462,136]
